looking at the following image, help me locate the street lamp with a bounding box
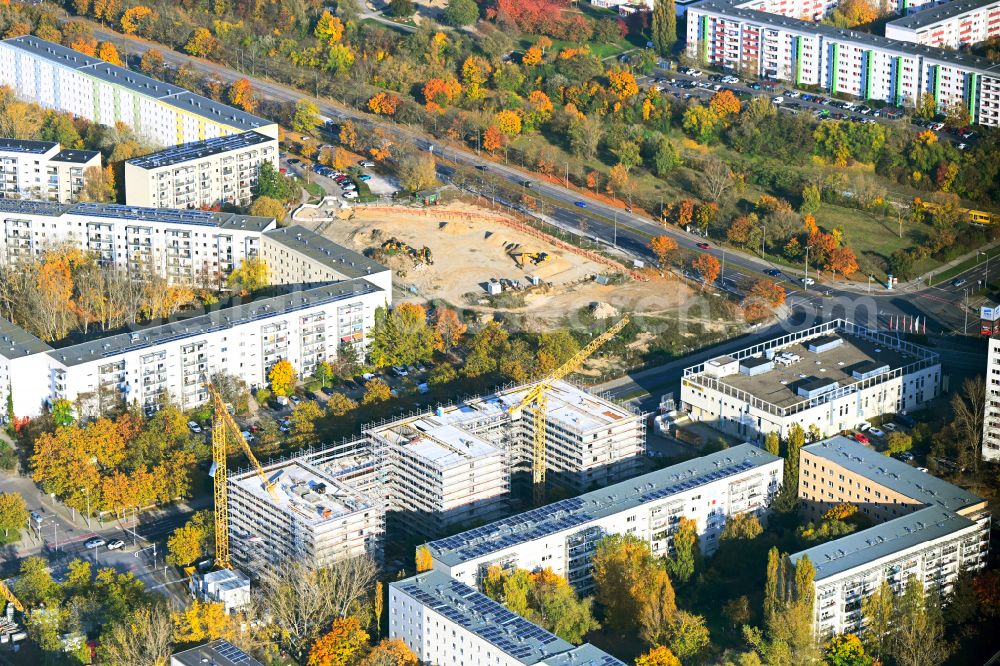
[757,223,766,258]
[804,245,813,289]
[963,287,970,334]
[868,274,873,294]
[979,250,990,290]
[80,487,91,528]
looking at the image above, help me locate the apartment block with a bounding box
[228,442,385,570]
[686,0,1000,125]
[0,204,390,417]
[983,336,1000,461]
[124,132,279,209]
[792,436,990,638]
[885,0,1000,48]
[368,415,510,536]
[0,139,100,203]
[390,570,626,666]
[0,36,277,147]
[426,444,782,593]
[680,319,941,445]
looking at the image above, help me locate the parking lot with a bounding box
[283,151,400,204]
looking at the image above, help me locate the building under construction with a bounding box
[226,379,646,568]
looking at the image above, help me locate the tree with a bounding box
[268,359,297,397]
[651,0,676,56]
[710,90,742,117]
[387,0,416,16]
[823,634,873,666]
[166,510,213,567]
[339,121,358,150]
[415,546,433,572]
[608,69,639,100]
[327,392,358,417]
[293,99,322,135]
[721,512,763,541]
[256,556,376,660]
[315,11,345,43]
[100,604,173,666]
[97,41,123,65]
[666,517,699,584]
[289,401,324,446]
[308,616,370,666]
[257,161,296,201]
[536,330,580,376]
[682,105,721,143]
[801,184,822,215]
[362,379,392,406]
[638,567,677,645]
[764,431,780,456]
[652,136,681,177]
[885,431,913,456]
[649,236,678,267]
[249,196,286,222]
[139,48,164,77]
[397,153,438,192]
[891,576,950,666]
[592,534,671,635]
[463,321,509,379]
[367,92,400,116]
[837,0,878,25]
[666,610,710,660]
[635,646,681,666]
[12,557,58,607]
[531,573,600,643]
[744,279,787,322]
[754,549,817,664]
[825,246,858,280]
[951,376,985,475]
[433,308,466,351]
[227,257,269,295]
[495,110,523,137]
[184,27,218,57]
[0,492,27,543]
[946,566,978,626]
[723,596,751,628]
[443,0,479,25]
[173,599,244,644]
[227,79,258,113]
[120,6,154,35]
[692,254,720,288]
[51,397,75,426]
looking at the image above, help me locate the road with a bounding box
[93,24,994,335]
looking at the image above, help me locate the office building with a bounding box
[0,205,391,417]
[390,570,627,666]
[228,441,385,570]
[171,640,263,666]
[685,0,1000,126]
[425,444,782,593]
[189,569,251,614]
[791,436,990,638]
[0,139,100,203]
[885,0,1000,48]
[368,415,510,536]
[983,335,1000,461]
[680,319,941,445]
[0,35,278,147]
[124,131,279,209]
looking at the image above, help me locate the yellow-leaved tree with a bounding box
[268,359,297,397]
[308,616,370,666]
[227,257,269,295]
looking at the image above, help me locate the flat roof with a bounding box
[127,131,274,170]
[264,225,387,280]
[0,198,275,232]
[792,506,977,580]
[0,317,52,360]
[393,571,625,666]
[0,138,57,155]
[51,149,100,164]
[376,417,503,469]
[802,436,982,512]
[2,36,276,133]
[700,0,1000,75]
[887,0,1000,30]
[47,279,382,366]
[427,443,780,567]
[233,458,374,526]
[700,331,927,410]
[171,639,263,666]
[477,380,637,433]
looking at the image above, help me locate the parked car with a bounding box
[358,174,372,181]
[391,366,409,377]
[107,539,126,551]
[343,191,358,199]
[187,421,202,434]
[289,395,301,406]
[359,160,375,167]
[85,537,107,549]
[884,423,898,432]
[771,96,785,105]
[853,432,870,445]
[869,427,886,438]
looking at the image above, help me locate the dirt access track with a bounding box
[321,202,698,327]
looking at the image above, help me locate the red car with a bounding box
[854,432,870,444]
[696,242,711,249]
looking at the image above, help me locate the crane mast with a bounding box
[210,385,277,569]
[508,316,630,504]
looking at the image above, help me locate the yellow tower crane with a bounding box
[508,315,630,505]
[210,384,279,569]
[0,580,23,614]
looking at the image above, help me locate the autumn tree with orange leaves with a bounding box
[433,307,467,351]
[825,246,858,279]
[648,236,678,267]
[308,616,370,666]
[709,89,741,117]
[422,78,462,112]
[692,253,720,288]
[483,125,504,152]
[120,6,154,34]
[608,69,639,100]
[494,109,522,137]
[367,92,400,115]
[226,78,258,113]
[743,279,786,322]
[361,640,417,666]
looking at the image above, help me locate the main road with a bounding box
[88,23,988,334]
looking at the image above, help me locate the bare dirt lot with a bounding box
[322,202,701,327]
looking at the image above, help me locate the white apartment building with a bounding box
[367,415,510,536]
[791,436,990,638]
[680,320,941,445]
[687,1,1000,125]
[0,205,391,417]
[228,441,385,570]
[886,0,1000,48]
[0,36,278,147]
[124,132,279,209]
[390,570,626,666]
[0,139,100,203]
[426,444,782,593]
[982,335,1000,461]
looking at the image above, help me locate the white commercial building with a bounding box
[189,569,251,614]
[984,335,1000,461]
[228,441,385,570]
[792,436,990,638]
[390,570,626,666]
[426,443,782,593]
[0,36,278,147]
[0,204,391,417]
[680,320,941,445]
[124,131,279,209]
[686,0,1000,126]
[0,139,100,203]
[885,0,1000,48]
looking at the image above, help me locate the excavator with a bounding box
[512,251,549,267]
[380,238,433,265]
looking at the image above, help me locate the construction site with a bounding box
[226,319,648,570]
[322,202,699,327]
